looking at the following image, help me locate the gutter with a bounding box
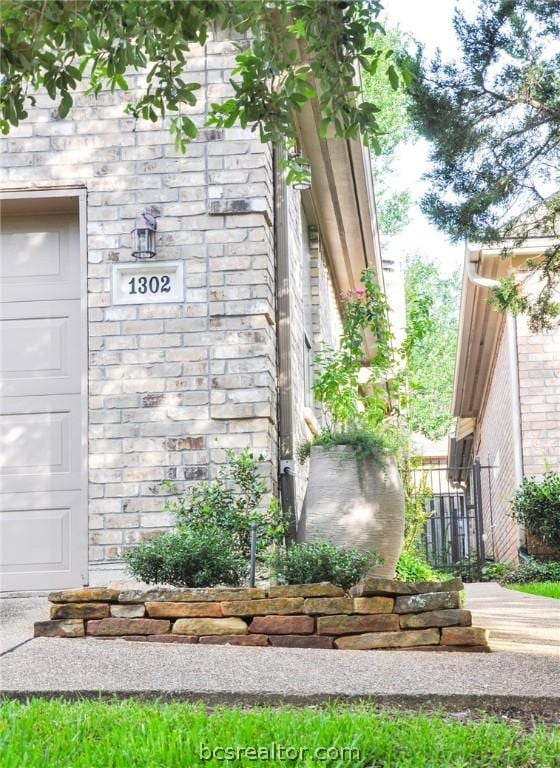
[273,148,297,541]
[465,251,526,551]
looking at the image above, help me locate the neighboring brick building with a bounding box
[0,32,383,590]
[450,241,560,565]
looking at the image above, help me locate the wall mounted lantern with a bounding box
[131,212,157,260]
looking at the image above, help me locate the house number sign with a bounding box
[112,261,184,305]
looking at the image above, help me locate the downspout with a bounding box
[465,251,526,552]
[273,148,297,541]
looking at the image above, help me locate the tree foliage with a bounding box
[409,0,560,331]
[0,0,409,183]
[312,268,395,432]
[403,255,460,440]
[362,26,414,236]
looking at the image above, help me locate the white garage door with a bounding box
[0,212,87,591]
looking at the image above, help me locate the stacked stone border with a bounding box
[35,578,490,651]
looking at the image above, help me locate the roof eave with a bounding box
[294,99,384,297]
[453,235,559,418]
[452,246,510,419]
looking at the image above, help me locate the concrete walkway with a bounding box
[0,596,45,656]
[1,584,558,712]
[465,582,560,655]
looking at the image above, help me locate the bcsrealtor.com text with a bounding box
[199,743,361,762]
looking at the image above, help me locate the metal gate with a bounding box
[408,458,487,581]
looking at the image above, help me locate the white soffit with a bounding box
[296,98,384,296]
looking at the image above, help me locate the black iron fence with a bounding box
[408,458,489,581]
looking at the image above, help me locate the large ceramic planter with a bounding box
[297,445,405,578]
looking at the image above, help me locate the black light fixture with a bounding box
[131,211,157,260]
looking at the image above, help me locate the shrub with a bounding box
[501,559,560,585]
[481,562,513,582]
[123,527,247,587]
[396,550,445,582]
[267,541,378,592]
[165,449,289,559]
[510,472,560,552]
[296,427,391,464]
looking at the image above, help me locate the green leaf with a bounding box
[58,92,72,119]
[287,19,306,38]
[387,65,399,91]
[181,116,197,139]
[115,74,128,90]
[319,117,330,139]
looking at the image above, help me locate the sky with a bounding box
[380,0,478,277]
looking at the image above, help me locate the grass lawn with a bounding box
[0,700,558,767]
[505,582,560,600]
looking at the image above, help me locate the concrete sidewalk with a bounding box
[465,582,560,655]
[1,583,558,712]
[0,596,45,656]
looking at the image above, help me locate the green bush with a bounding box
[396,550,445,582]
[296,427,391,464]
[123,527,247,587]
[510,472,560,552]
[165,449,288,559]
[267,541,378,592]
[481,562,513,582]
[501,559,560,585]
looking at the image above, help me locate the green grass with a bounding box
[0,700,558,767]
[506,582,560,599]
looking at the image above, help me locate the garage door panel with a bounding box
[0,215,80,302]
[0,209,86,591]
[0,300,80,396]
[0,491,81,591]
[0,394,81,493]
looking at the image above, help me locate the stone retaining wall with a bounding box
[34,578,490,651]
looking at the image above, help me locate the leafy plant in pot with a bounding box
[297,268,405,578]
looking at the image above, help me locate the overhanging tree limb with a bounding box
[0,0,409,183]
[409,0,560,331]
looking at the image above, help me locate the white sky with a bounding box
[381,0,478,276]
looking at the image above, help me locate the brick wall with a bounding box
[474,301,560,564]
[475,321,519,564]
[309,228,342,353]
[284,191,342,518]
[1,32,345,584]
[516,298,560,557]
[0,37,280,584]
[516,314,560,478]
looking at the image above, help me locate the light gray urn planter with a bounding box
[298,445,405,578]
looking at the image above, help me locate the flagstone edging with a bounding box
[34,578,490,651]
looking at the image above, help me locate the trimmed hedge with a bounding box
[123,526,247,587]
[267,541,378,591]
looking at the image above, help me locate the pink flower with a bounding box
[356,288,365,296]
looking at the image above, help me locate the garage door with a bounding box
[0,212,87,591]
